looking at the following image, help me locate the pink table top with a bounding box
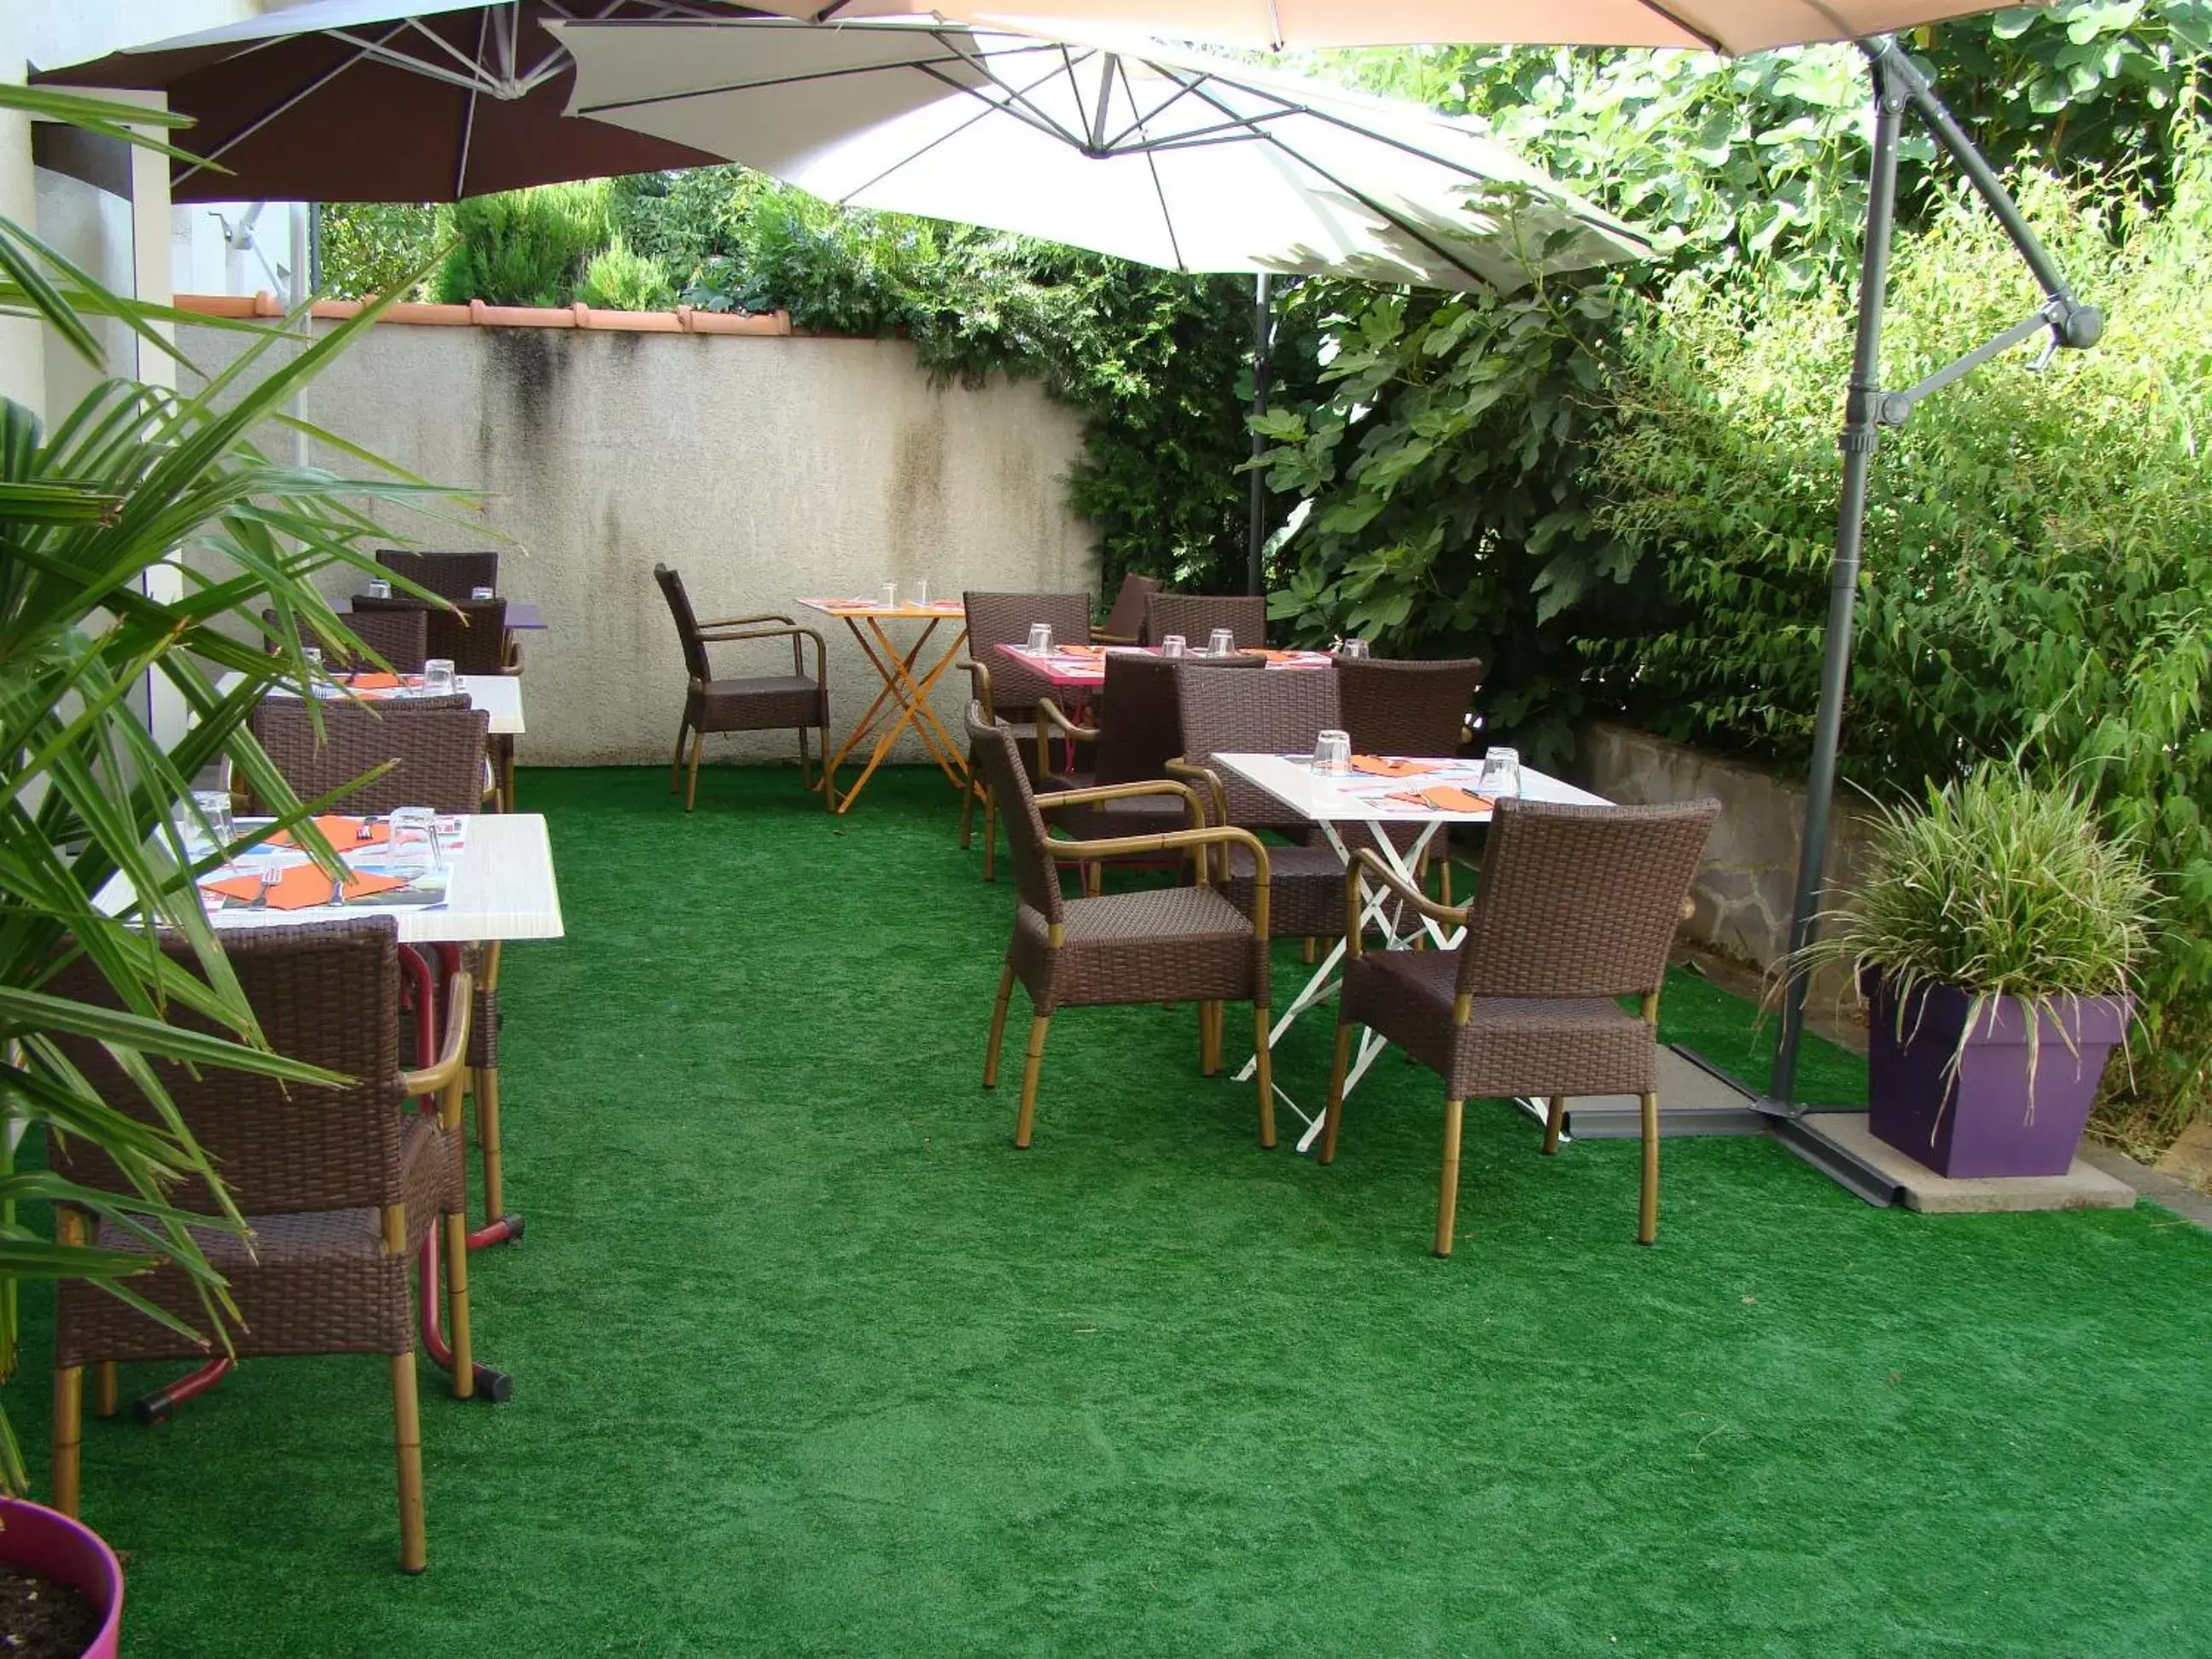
[995,643,1333,687]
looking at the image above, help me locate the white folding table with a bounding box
[1211,753,1610,1152]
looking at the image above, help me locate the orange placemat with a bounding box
[334,672,404,691]
[201,863,410,910]
[1059,643,1106,658]
[266,815,391,849]
[1351,755,1440,778]
[1417,785,1492,813]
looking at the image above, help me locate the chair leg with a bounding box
[500,742,517,812]
[960,771,977,849]
[391,1352,427,1574]
[981,787,998,882]
[1014,1012,1052,1149]
[1198,1001,1221,1075]
[1252,1004,1276,1150]
[1542,1095,1567,1155]
[668,719,689,794]
[1639,1091,1661,1245]
[92,1361,118,1419]
[52,1361,83,1517]
[444,1213,474,1400]
[1438,859,1454,908]
[684,729,705,812]
[476,1066,505,1219]
[983,963,1015,1087]
[796,724,812,789]
[1435,1097,1466,1257]
[819,724,836,812]
[1319,1019,1353,1164]
[1083,861,1103,899]
[1301,937,1317,964]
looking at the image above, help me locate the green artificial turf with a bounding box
[15,765,2212,1656]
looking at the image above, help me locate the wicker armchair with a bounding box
[1093,572,1161,645]
[655,565,832,812]
[969,711,1280,1149]
[1321,797,1720,1255]
[1033,653,1204,891]
[1334,655,1487,898]
[265,607,428,674]
[352,594,515,677]
[49,917,480,1573]
[1168,664,1348,946]
[375,548,498,603]
[960,590,1096,734]
[1141,592,1266,649]
[246,700,491,816]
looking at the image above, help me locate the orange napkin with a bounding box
[202,863,410,910]
[267,816,390,849]
[1060,644,1106,658]
[1418,785,1493,813]
[1351,755,1440,778]
[335,672,403,691]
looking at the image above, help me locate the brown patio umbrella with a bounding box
[33,0,739,202]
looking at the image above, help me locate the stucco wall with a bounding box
[180,317,1098,766]
[1580,721,1875,1005]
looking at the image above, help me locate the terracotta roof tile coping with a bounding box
[177,292,794,335]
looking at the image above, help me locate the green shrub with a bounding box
[433,181,613,306]
[575,234,676,311]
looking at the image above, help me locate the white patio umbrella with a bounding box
[546,16,1653,291]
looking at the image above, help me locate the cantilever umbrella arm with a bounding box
[1767,35,2103,1111]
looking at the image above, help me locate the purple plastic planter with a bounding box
[0,1497,124,1658]
[1863,971,2132,1179]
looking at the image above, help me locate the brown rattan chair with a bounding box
[958,657,1022,880]
[1169,664,1348,947]
[1094,572,1161,645]
[376,549,498,603]
[246,699,491,816]
[960,591,1096,731]
[264,607,429,674]
[1335,654,1487,900]
[49,917,480,1573]
[1033,652,1216,891]
[352,594,515,677]
[1142,592,1266,649]
[1320,797,1720,1255]
[655,564,833,812]
[970,711,1279,1149]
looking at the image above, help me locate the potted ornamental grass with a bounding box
[1799,762,2157,1179]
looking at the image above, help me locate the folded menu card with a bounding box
[1350,756,1440,778]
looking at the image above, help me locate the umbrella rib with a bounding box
[395,15,513,86]
[1632,0,1732,51]
[175,24,404,183]
[1096,62,1218,154]
[567,32,1067,119]
[456,9,490,199]
[928,30,1092,149]
[1144,146,1187,271]
[329,28,515,96]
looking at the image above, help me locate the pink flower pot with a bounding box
[0,1497,123,1659]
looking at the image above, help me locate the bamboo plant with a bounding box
[0,84,468,1488]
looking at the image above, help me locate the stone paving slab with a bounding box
[1805,1113,2135,1214]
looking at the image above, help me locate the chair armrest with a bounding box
[501,632,524,675]
[1045,826,1274,939]
[699,612,795,628]
[1162,759,1226,825]
[1037,777,1201,823]
[1345,847,1468,954]
[958,658,997,721]
[699,624,828,683]
[400,970,473,1103]
[1091,628,1138,645]
[1034,697,1099,777]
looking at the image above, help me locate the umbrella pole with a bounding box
[1767,38,2104,1109]
[1247,271,1272,596]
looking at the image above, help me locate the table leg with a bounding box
[823,618,973,813]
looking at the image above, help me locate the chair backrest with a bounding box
[655,564,712,684]
[1175,663,1342,829]
[376,548,498,602]
[1454,799,1720,1001]
[49,917,408,1214]
[353,595,508,674]
[1143,592,1266,649]
[248,699,490,815]
[262,608,429,675]
[962,591,1095,716]
[1099,572,1161,641]
[1091,653,1186,786]
[967,707,1064,926]
[1336,655,1485,757]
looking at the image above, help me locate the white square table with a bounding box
[223,669,525,736]
[1212,753,1610,1151]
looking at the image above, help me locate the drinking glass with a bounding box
[1477,746,1522,798]
[423,657,457,696]
[1337,637,1371,659]
[1160,634,1186,658]
[1313,730,1352,775]
[366,578,393,599]
[880,580,899,609]
[387,806,439,877]
[301,645,322,673]
[1207,628,1237,657]
[470,585,495,602]
[911,577,929,606]
[1026,622,1055,654]
[186,789,232,859]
